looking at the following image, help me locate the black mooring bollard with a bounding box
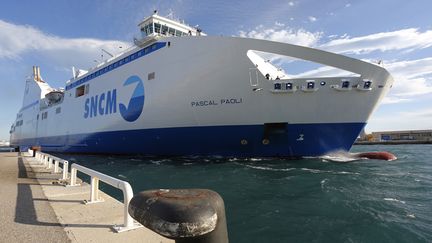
[128,189,228,243]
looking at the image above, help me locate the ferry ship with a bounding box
[9,12,394,157]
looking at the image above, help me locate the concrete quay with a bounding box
[0,152,173,243]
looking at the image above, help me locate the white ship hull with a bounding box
[10,36,393,157]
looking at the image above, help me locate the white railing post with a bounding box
[70,167,78,186]
[54,159,60,173]
[62,161,69,180]
[88,177,101,203]
[121,182,134,229]
[48,157,53,169]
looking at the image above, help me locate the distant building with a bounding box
[372,130,432,142]
[0,140,10,146]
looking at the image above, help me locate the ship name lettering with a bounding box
[220,98,242,104]
[191,100,218,107]
[84,89,117,118]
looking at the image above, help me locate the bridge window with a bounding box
[148,24,153,35]
[274,83,282,90]
[168,28,175,36]
[154,23,161,34]
[142,24,154,36]
[56,107,61,114]
[161,25,168,35]
[307,81,315,89]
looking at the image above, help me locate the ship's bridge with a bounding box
[138,11,205,38]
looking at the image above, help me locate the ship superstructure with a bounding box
[10,12,394,157]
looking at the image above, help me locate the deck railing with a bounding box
[34,151,69,181]
[30,149,141,233]
[69,163,142,232]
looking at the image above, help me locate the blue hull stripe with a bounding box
[12,123,365,157]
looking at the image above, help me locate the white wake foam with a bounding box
[384,198,406,204]
[244,164,295,172]
[318,150,364,163]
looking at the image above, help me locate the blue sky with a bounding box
[1,0,432,140]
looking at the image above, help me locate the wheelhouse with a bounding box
[138,11,205,38]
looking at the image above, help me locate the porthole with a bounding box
[364,81,372,89]
[286,83,293,90]
[342,81,350,88]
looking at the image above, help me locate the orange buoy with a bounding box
[356,151,397,161]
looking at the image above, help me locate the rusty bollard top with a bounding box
[128,189,226,240]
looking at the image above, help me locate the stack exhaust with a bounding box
[32,66,44,82]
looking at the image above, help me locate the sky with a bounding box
[0,0,431,140]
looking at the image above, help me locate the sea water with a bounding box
[60,144,432,242]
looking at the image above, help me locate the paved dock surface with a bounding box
[0,152,173,243]
[0,152,70,242]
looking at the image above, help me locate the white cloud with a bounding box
[239,25,432,56]
[288,1,295,6]
[308,16,317,22]
[238,23,322,65]
[383,58,432,100]
[320,28,432,54]
[290,65,355,78]
[238,23,321,47]
[381,97,410,104]
[0,20,129,69]
[385,57,432,79]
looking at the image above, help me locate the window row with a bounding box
[273,81,317,90]
[273,80,373,91]
[66,42,165,91]
[141,22,189,37]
